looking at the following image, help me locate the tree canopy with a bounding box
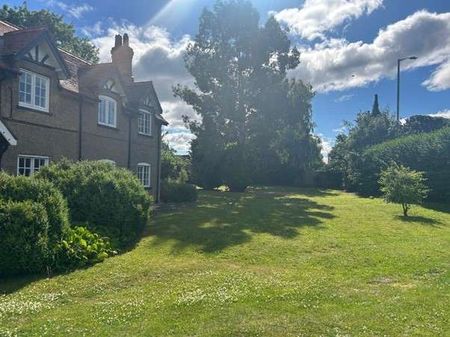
[175,0,321,191]
[0,4,99,63]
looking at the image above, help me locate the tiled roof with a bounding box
[0,27,46,56]
[59,49,90,93]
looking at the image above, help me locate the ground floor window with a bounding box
[137,163,151,188]
[17,155,49,176]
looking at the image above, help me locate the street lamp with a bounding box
[396,56,417,121]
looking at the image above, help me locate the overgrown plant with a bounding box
[378,164,428,217]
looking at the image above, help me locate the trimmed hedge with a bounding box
[359,127,450,201]
[36,160,152,247]
[161,181,198,203]
[0,200,49,276]
[0,173,69,244]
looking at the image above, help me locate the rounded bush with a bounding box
[37,160,152,247]
[0,200,49,276]
[161,181,198,203]
[0,172,69,244]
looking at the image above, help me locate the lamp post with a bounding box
[396,56,417,121]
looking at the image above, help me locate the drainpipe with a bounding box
[127,113,132,169]
[78,96,83,161]
[156,124,162,203]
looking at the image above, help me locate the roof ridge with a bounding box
[58,48,92,65]
[4,26,47,35]
[0,19,20,31]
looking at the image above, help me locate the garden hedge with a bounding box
[358,127,450,201]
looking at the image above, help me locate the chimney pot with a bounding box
[123,33,129,46]
[114,34,122,47]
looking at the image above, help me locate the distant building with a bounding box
[0,20,168,201]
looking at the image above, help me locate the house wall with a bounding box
[0,59,79,173]
[0,60,162,201]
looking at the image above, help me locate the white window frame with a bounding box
[98,95,117,128]
[17,155,49,176]
[138,109,152,136]
[18,69,50,112]
[137,163,151,188]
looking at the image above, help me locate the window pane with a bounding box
[35,76,47,108]
[19,72,32,104]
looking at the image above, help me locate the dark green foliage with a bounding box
[327,97,400,191]
[0,200,49,276]
[36,160,152,248]
[175,1,320,190]
[379,164,428,216]
[0,4,99,63]
[0,172,69,244]
[161,181,198,203]
[52,226,114,272]
[361,127,450,201]
[401,115,450,135]
[161,141,190,183]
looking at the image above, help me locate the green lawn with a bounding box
[1,187,449,336]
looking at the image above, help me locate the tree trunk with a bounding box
[402,203,409,217]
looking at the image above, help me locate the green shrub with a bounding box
[359,127,450,201]
[0,172,69,244]
[0,200,49,276]
[161,181,198,203]
[37,160,152,248]
[52,226,114,272]
[379,164,428,217]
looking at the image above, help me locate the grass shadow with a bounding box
[421,202,450,215]
[150,187,335,254]
[395,215,443,227]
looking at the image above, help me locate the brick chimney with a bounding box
[111,33,134,84]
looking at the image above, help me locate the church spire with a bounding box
[371,94,381,115]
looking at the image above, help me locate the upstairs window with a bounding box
[137,163,151,188]
[19,69,49,112]
[98,95,117,128]
[17,155,49,176]
[138,109,152,136]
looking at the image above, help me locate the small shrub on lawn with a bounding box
[0,172,69,244]
[52,226,114,272]
[0,200,49,276]
[37,160,152,248]
[379,163,429,217]
[161,181,198,203]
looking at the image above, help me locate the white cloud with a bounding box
[91,21,195,153]
[423,59,450,91]
[274,0,383,41]
[428,109,450,119]
[46,1,93,19]
[335,94,354,102]
[287,10,450,93]
[317,134,334,163]
[163,129,196,155]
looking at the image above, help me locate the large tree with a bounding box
[175,0,320,191]
[0,5,98,63]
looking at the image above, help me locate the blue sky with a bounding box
[10,0,450,157]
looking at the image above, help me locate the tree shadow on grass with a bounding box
[149,187,335,254]
[395,215,443,227]
[421,202,450,215]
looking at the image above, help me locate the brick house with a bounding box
[0,20,168,202]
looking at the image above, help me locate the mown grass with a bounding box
[1,187,449,336]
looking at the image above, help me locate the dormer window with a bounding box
[98,95,117,128]
[138,109,152,136]
[19,69,50,112]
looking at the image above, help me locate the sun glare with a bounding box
[150,0,199,26]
